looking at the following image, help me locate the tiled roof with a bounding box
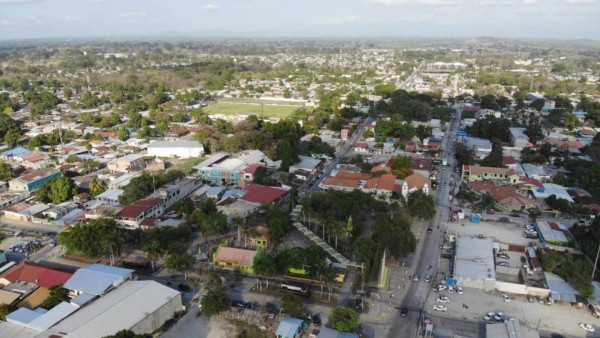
[370,166,392,174]
[240,184,288,204]
[336,170,372,180]
[463,165,516,176]
[322,177,360,189]
[215,247,257,267]
[0,261,73,288]
[405,172,431,190]
[503,156,517,165]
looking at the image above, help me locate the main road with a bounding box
[385,106,462,338]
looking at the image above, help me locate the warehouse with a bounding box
[147,140,204,158]
[44,280,182,338]
[453,236,496,290]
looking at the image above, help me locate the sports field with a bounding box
[203,102,303,118]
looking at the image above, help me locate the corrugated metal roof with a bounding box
[28,301,78,331]
[276,317,304,338]
[64,264,133,296]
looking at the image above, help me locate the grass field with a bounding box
[203,102,303,119]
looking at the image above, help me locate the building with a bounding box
[158,177,203,210]
[116,198,165,229]
[530,183,574,203]
[147,140,204,158]
[509,128,531,148]
[197,150,281,185]
[0,261,73,288]
[467,181,536,212]
[8,169,61,192]
[363,174,396,197]
[517,164,550,182]
[63,264,133,297]
[289,155,321,175]
[486,318,540,338]
[340,128,350,141]
[213,246,258,274]
[44,280,182,338]
[463,137,493,160]
[462,165,520,184]
[107,154,146,173]
[397,172,431,199]
[453,236,496,290]
[317,327,359,338]
[95,189,123,205]
[239,184,290,206]
[535,221,572,245]
[276,317,306,338]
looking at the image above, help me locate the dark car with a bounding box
[509,213,521,217]
[499,217,509,222]
[232,300,245,308]
[178,283,192,292]
[400,307,408,317]
[441,253,453,259]
[520,256,527,264]
[312,314,322,326]
[427,228,433,234]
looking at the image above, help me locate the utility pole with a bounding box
[592,242,600,281]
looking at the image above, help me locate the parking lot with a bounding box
[425,285,600,337]
[445,217,533,247]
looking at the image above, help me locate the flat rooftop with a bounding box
[454,236,496,280]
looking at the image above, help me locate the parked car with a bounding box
[499,217,509,222]
[427,228,433,234]
[441,253,453,259]
[486,210,495,215]
[527,295,535,302]
[456,286,463,294]
[496,261,510,267]
[433,305,447,311]
[424,274,431,283]
[413,274,419,282]
[497,253,510,259]
[520,256,527,264]
[483,312,495,321]
[494,312,505,321]
[501,293,511,302]
[436,296,450,303]
[509,213,521,217]
[400,307,408,318]
[579,323,595,332]
[437,284,447,291]
[448,286,454,294]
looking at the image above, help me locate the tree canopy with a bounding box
[329,307,360,332]
[58,218,122,259]
[35,177,78,205]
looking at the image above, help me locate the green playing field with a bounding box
[203,102,303,118]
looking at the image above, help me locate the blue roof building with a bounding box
[1,147,30,158]
[276,317,305,338]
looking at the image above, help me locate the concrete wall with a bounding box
[495,280,549,297]
[131,293,182,334]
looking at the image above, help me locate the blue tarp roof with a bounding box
[1,147,29,157]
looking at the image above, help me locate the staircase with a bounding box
[291,205,363,268]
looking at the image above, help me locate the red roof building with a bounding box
[0,261,73,288]
[240,184,289,204]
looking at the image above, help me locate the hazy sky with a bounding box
[0,0,598,40]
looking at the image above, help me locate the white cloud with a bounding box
[64,15,74,22]
[120,11,148,19]
[232,4,252,9]
[0,19,11,25]
[202,4,219,10]
[523,0,537,3]
[367,0,452,5]
[89,0,106,3]
[566,0,596,4]
[325,16,360,25]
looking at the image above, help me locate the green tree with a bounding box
[524,119,544,144]
[253,252,277,290]
[329,307,360,332]
[103,330,152,338]
[0,161,13,181]
[42,285,69,309]
[65,154,80,163]
[531,99,545,112]
[0,114,21,140]
[89,178,106,197]
[165,252,194,277]
[0,304,9,321]
[281,293,304,317]
[407,190,435,219]
[58,218,122,259]
[118,127,130,141]
[144,241,165,272]
[35,177,78,204]
[481,142,504,168]
[200,287,230,316]
[4,130,19,148]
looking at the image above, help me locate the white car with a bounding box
[448,286,454,294]
[580,323,595,332]
[501,293,511,302]
[494,312,505,321]
[456,286,463,294]
[437,284,447,291]
[483,312,495,321]
[436,296,450,303]
[433,305,447,311]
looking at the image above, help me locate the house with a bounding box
[320,177,362,192]
[95,189,123,205]
[276,317,306,338]
[289,155,321,175]
[530,183,574,203]
[467,181,537,212]
[147,140,204,158]
[197,150,281,185]
[3,202,50,222]
[0,261,73,288]
[363,173,396,197]
[353,142,370,153]
[509,127,531,148]
[107,154,146,173]
[213,246,257,274]
[396,172,431,199]
[116,198,165,229]
[463,137,493,160]
[158,177,203,210]
[239,184,290,206]
[249,226,270,248]
[340,128,350,141]
[8,169,61,192]
[502,156,518,170]
[462,165,520,184]
[12,151,50,169]
[63,264,133,297]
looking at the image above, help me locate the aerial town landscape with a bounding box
[0,1,599,338]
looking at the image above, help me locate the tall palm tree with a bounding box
[89,178,105,197]
[144,242,164,273]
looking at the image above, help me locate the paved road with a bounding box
[385,106,462,338]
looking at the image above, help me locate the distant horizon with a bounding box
[0,0,598,41]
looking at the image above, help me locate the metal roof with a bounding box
[64,264,133,296]
[276,317,304,338]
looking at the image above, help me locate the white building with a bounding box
[453,236,496,290]
[147,140,204,159]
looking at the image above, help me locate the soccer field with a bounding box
[203,102,303,118]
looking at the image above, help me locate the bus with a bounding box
[281,282,310,296]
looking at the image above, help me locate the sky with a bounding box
[0,0,598,40]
